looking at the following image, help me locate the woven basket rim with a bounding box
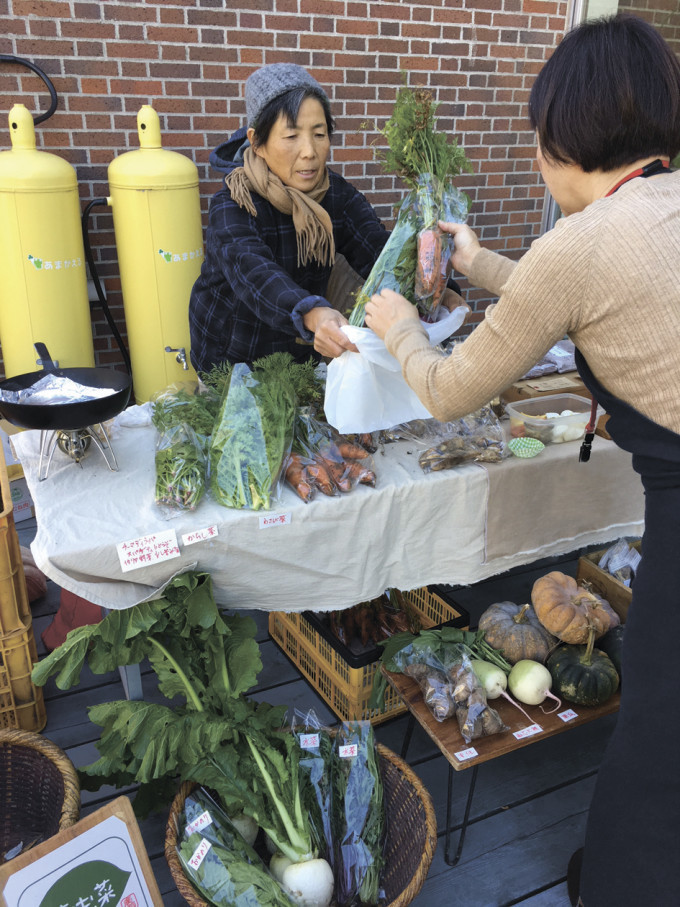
[0,728,81,831]
[164,741,437,907]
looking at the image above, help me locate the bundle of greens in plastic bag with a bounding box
[176,786,296,906]
[151,383,220,511]
[349,81,471,326]
[333,722,386,907]
[293,710,335,867]
[210,362,296,510]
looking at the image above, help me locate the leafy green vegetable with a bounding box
[210,363,296,510]
[31,572,287,815]
[251,352,325,410]
[155,428,206,510]
[178,829,294,907]
[178,788,297,907]
[333,722,385,907]
[297,727,335,863]
[151,385,220,439]
[369,625,513,711]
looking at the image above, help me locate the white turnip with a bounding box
[508,659,562,712]
[229,810,258,846]
[279,857,335,907]
[470,658,535,724]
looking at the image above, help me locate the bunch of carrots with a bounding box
[284,434,376,503]
[328,590,423,650]
[349,80,471,326]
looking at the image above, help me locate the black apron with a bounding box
[576,350,680,906]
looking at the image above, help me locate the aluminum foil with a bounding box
[0,374,116,406]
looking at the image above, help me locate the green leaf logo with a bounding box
[40,860,131,906]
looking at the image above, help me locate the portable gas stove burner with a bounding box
[38,423,119,481]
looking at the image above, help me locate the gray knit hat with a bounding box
[245,63,328,127]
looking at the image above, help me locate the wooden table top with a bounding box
[382,666,620,771]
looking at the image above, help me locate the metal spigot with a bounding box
[165,346,188,370]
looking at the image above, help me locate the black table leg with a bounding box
[444,763,479,866]
[400,712,416,760]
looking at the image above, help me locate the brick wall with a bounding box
[0,0,604,374]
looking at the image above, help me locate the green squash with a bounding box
[546,633,619,707]
[596,624,624,679]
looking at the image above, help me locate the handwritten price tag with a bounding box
[182,526,219,546]
[513,723,543,740]
[189,838,211,870]
[117,529,181,573]
[259,512,292,529]
[186,810,213,836]
[558,708,578,723]
[299,733,320,750]
[454,747,479,762]
[339,744,358,759]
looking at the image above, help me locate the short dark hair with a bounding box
[529,14,680,172]
[250,88,335,148]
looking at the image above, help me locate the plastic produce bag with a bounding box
[349,176,469,325]
[292,710,335,866]
[284,409,377,501]
[210,362,295,510]
[176,786,295,906]
[324,306,468,435]
[333,722,386,907]
[154,423,207,511]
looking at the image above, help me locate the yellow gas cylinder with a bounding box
[0,104,95,377]
[107,105,203,402]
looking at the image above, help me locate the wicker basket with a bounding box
[0,728,81,860]
[165,743,438,907]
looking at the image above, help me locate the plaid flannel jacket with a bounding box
[188,168,389,372]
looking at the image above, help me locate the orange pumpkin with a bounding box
[531,571,620,645]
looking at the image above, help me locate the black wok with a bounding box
[0,358,132,432]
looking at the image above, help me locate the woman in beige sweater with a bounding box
[367,14,680,907]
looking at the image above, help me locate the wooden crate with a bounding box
[576,540,641,624]
[269,587,468,725]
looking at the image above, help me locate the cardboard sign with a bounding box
[0,796,164,907]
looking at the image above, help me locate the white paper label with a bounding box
[454,747,479,762]
[558,708,578,723]
[513,723,543,740]
[299,733,320,750]
[259,512,292,529]
[339,743,358,759]
[117,528,181,573]
[186,810,213,836]
[182,526,219,546]
[189,838,211,870]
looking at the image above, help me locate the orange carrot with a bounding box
[345,461,377,487]
[334,440,369,460]
[284,454,314,502]
[416,227,443,298]
[308,459,337,495]
[323,457,353,492]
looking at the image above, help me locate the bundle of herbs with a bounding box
[333,722,386,907]
[151,384,221,511]
[349,80,472,326]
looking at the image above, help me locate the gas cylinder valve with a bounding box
[165,346,188,370]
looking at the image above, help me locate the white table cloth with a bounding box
[12,413,645,611]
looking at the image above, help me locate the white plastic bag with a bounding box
[324,307,468,434]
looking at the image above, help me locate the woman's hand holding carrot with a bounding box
[438,220,481,277]
[365,287,420,341]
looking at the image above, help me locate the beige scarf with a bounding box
[225,147,335,268]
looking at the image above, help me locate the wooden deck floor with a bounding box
[17,514,615,907]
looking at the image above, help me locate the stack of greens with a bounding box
[152,385,220,510]
[349,80,472,325]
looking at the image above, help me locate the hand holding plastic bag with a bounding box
[324,306,468,434]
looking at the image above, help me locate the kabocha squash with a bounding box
[597,624,625,678]
[546,633,620,707]
[531,572,620,645]
[478,601,558,665]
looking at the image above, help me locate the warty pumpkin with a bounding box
[546,633,620,707]
[531,571,620,645]
[478,601,558,665]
